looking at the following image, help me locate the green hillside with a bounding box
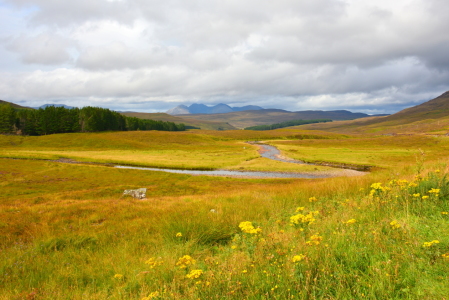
[299,91,449,134]
[0,99,33,110]
[121,112,236,130]
[179,109,370,129]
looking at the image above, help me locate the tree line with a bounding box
[0,104,185,135]
[244,119,332,131]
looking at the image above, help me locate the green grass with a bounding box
[269,135,449,169]
[1,130,449,299]
[0,130,347,170]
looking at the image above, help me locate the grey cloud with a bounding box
[5,32,75,65]
[4,0,136,26]
[1,0,449,115]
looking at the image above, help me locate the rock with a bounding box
[123,188,147,199]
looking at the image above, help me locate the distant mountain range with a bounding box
[178,109,387,129]
[166,103,264,115]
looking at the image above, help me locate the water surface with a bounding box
[114,165,330,179]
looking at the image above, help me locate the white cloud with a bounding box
[5,32,75,65]
[0,0,448,114]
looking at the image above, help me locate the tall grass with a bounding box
[1,131,449,299]
[1,157,448,298]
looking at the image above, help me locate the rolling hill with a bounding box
[120,112,237,130]
[299,91,449,134]
[178,109,375,129]
[0,100,32,110]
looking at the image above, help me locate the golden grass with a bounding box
[269,135,449,169]
[1,129,449,299]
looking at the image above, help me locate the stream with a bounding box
[115,165,327,179]
[114,143,367,179]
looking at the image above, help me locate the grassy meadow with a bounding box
[1,129,449,299]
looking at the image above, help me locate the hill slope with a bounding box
[120,112,236,130]
[0,100,32,110]
[179,109,373,129]
[299,91,449,134]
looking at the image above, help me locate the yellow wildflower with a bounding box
[422,196,429,200]
[176,255,196,269]
[344,219,357,225]
[186,269,204,279]
[239,221,262,234]
[296,206,305,212]
[113,274,124,279]
[176,232,182,237]
[422,240,440,248]
[145,257,164,268]
[412,193,420,198]
[389,220,401,229]
[306,234,323,246]
[309,197,318,202]
[370,183,385,191]
[442,253,449,259]
[429,188,440,194]
[442,212,449,215]
[292,254,306,262]
[290,211,318,226]
[141,291,160,300]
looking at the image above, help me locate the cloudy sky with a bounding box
[0,0,448,114]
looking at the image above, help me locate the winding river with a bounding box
[115,165,327,179]
[114,143,367,179]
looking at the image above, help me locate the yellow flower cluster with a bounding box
[442,253,449,259]
[176,255,196,269]
[290,211,319,226]
[145,257,164,269]
[295,206,305,212]
[306,234,323,246]
[186,269,204,279]
[429,188,440,197]
[370,182,385,191]
[292,254,306,262]
[176,232,182,237]
[422,240,440,248]
[343,219,357,225]
[239,221,262,234]
[412,193,421,198]
[390,179,409,189]
[369,182,387,196]
[389,220,401,229]
[141,291,160,300]
[309,197,318,202]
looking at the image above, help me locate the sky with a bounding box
[0,0,448,114]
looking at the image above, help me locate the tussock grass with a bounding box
[1,130,449,299]
[270,135,449,169]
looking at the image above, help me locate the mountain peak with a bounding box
[166,105,190,115]
[166,103,264,115]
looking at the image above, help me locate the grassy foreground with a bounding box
[1,130,449,299]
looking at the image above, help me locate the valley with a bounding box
[1,93,449,299]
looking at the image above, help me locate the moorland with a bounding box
[1,93,449,299]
